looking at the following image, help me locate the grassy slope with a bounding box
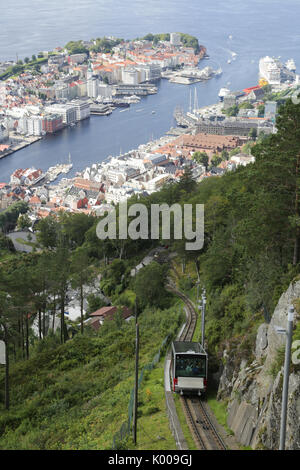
[0,305,183,450]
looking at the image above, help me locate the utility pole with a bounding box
[0,339,8,409]
[132,265,139,445]
[279,306,294,450]
[0,328,9,410]
[201,288,206,349]
[133,322,139,445]
[197,282,201,341]
[4,325,9,410]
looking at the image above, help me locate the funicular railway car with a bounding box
[171,341,207,395]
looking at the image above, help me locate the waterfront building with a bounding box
[71,100,91,121]
[97,83,113,98]
[122,67,139,85]
[42,114,63,134]
[45,104,77,125]
[27,115,43,136]
[195,118,273,137]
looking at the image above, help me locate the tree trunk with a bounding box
[60,293,65,344]
[21,314,25,359]
[52,295,56,331]
[17,318,21,350]
[42,307,46,338]
[80,284,84,334]
[25,314,29,359]
[293,229,299,266]
[38,309,42,340]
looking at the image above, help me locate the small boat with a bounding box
[151,111,156,114]
[227,59,232,64]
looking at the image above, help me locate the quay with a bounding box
[114,84,158,96]
[0,135,42,160]
[90,104,114,116]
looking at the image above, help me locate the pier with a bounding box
[114,84,158,96]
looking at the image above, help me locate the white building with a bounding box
[71,100,91,121]
[87,77,99,98]
[106,168,126,185]
[122,68,139,85]
[0,83,7,105]
[45,104,77,125]
[0,123,8,142]
[27,116,43,136]
[105,186,133,204]
[97,83,113,98]
[145,174,170,191]
[54,83,70,100]
[170,33,181,46]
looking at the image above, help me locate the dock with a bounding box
[114,84,157,96]
[0,135,42,160]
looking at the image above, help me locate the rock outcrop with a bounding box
[217,280,300,449]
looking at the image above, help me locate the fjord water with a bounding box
[0,0,300,182]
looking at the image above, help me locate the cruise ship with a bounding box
[259,56,282,85]
[285,59,296,73]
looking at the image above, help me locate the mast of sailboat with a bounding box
[68,152,72,164]
[193,88,198,113]
[189,89,192,113]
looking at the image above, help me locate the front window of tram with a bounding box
[176,355,206,378]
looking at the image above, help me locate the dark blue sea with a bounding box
[0,0,300,182]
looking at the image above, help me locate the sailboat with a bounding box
[62,153,73,173]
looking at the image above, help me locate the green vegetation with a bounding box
[140,32,200,54]
[173,394,197,450]
[90,37,123,54]
[0,56,48,80]
[0,306,182,449]
[65,40,89,55]
[1,98,300,449]
[0,201,29,233]
[179,33,201,53]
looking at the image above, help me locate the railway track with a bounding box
[167,282,227,451]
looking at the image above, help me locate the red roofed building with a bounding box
[88,306,133,330]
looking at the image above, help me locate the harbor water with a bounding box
[1,0,300,182]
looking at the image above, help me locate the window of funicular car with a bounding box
[175,354,206,378]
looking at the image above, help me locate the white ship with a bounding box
[218,87,230,101]
[259,56,282,85]
[285,58,296,73]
